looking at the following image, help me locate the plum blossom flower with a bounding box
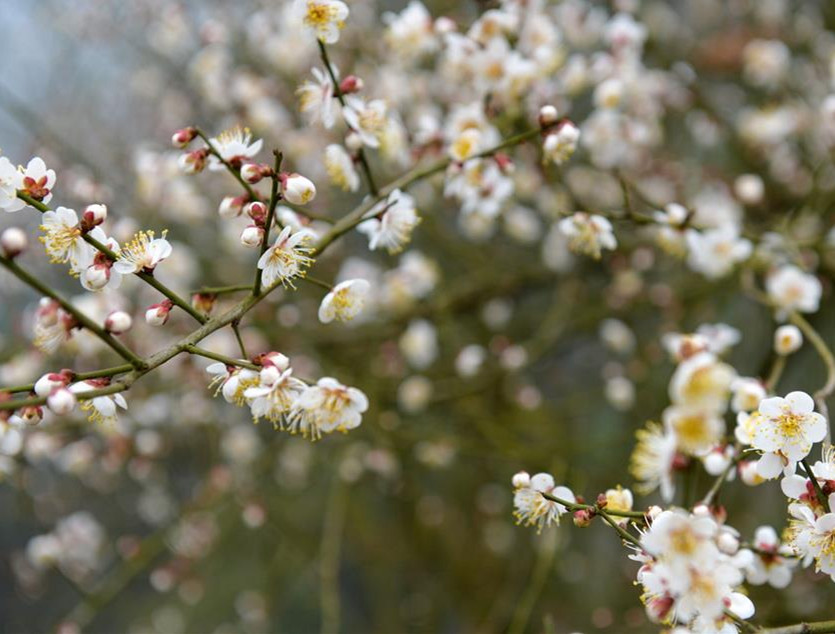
[318,279,371,323]
[33,299,76,354]
[343,97,387,148]
[70,380,128,425]
[558,213,616,259]
[542,122,580,165]
[207,126,263,171]
[287,377,368,440]
[256,226,316,289]
[0,156,24,212]
[245,362,307,427]
[39,207,96,273]
[295,0,349,44]
[297,68,337,128]
[324,144,359,191]
[741,526,797,588]
[668,352,735,412]
[750,391,827,477]
[685,227,752,279]
[114,230,172,274]
[17,157,57,204]
[358,190,421,254]
[630,422,678,502]
[663,405,725,456]
[512,472,575,531]
[766,265,822,315]
[787,503,835,580]
[206,363,260,406]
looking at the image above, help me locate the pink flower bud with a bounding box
[573,509,593,527]
[256,351,290,370]
[240,225,265,248]
[145,300,174,326]
[240,163,271,184]
[191,293,216,314]
[493,153,514,174]
[34,372,71,397]
[218,195,248,219]
[339,75,363,94]
[105,310,133,334]
[81,204,107,230]
[245,201,268,223]
[538,105,558,127]
[83,263,111,291]
[0,227,27,258]
[47,387,76,416]
[171,127,198,148]
[281,173,316,205]
[511,471,530,488]
[178,149,208,174]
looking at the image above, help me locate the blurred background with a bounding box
[2,0,835,632]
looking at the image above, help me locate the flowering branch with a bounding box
[0,255,145,368]
[314,124,554,255]
[317,39,378,196]
[15,192,208,324]
[3,364,134,395]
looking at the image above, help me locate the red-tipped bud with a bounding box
[80,204,107,231]
[178,148,209,174]
[339,75,364,94]
[573,509,593,527]
[145,300,174,326]
[493,153,514,174]
[171,127,198,148]
[47,387,76,415]
[191,293,216,314]
[245,201,268,224]
[218,195,248,219]
[240,163,272,184]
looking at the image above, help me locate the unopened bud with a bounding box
[47,387,76,416]
[281,173,316,205]
[240,225,265,248]
[245,201,268,223]
[339,75,363,94]
[717,531,739,554]
[178,149,208,174]
[491,154,512,175]
[345,132,363,152]
[105,310,133,334]
[241,162,272,184]
[81,204,107,230]
[34,372,71,397]
[171,127,198,148]
[538,105,559,127]
[0,227,27,258]
[145,300,174,326]
[192,293,216,314]
[258,351,290,370]
[434,16,456,34]
[512,471,530,488]
[774,324,802,356]
[219,195,247,219]
[82,263,111,291]
[573,509,593,527]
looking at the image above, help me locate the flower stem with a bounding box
[800,458,831,513]
[253,151,283,295]
[3,364,134,394]
[184,344,259,371]
[789,312,835,445]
